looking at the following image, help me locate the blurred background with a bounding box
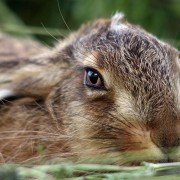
[0,0,179,48]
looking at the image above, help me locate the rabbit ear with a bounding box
[0,50,74,100]
[0,33,75,100]
[0,19,110,100]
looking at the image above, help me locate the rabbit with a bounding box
[0,13,179,165]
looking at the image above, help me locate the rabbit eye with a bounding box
[84,68,105,89]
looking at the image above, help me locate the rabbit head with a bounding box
[0,13,179,165]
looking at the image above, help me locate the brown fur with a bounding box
[0,14,179,165]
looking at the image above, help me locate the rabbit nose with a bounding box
[151,130,179,153]
[150,122,179,152]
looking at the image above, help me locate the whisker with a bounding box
[57,0,71,32]
[41,23,60,43]
[68,112,136,137]
[62,97,144,137]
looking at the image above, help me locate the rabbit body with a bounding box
[0,13,179,165]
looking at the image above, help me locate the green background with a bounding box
[0,0,179,48]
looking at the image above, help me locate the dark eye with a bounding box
[84,68,105,89]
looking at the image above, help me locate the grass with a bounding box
[0,162,179,179]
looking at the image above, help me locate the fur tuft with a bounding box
[110,12,127,31]
[111,12,125,24]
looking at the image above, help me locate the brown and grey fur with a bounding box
[0,13,179,165]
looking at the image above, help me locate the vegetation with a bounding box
[0,162,180,179]
[0,0,179,47]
